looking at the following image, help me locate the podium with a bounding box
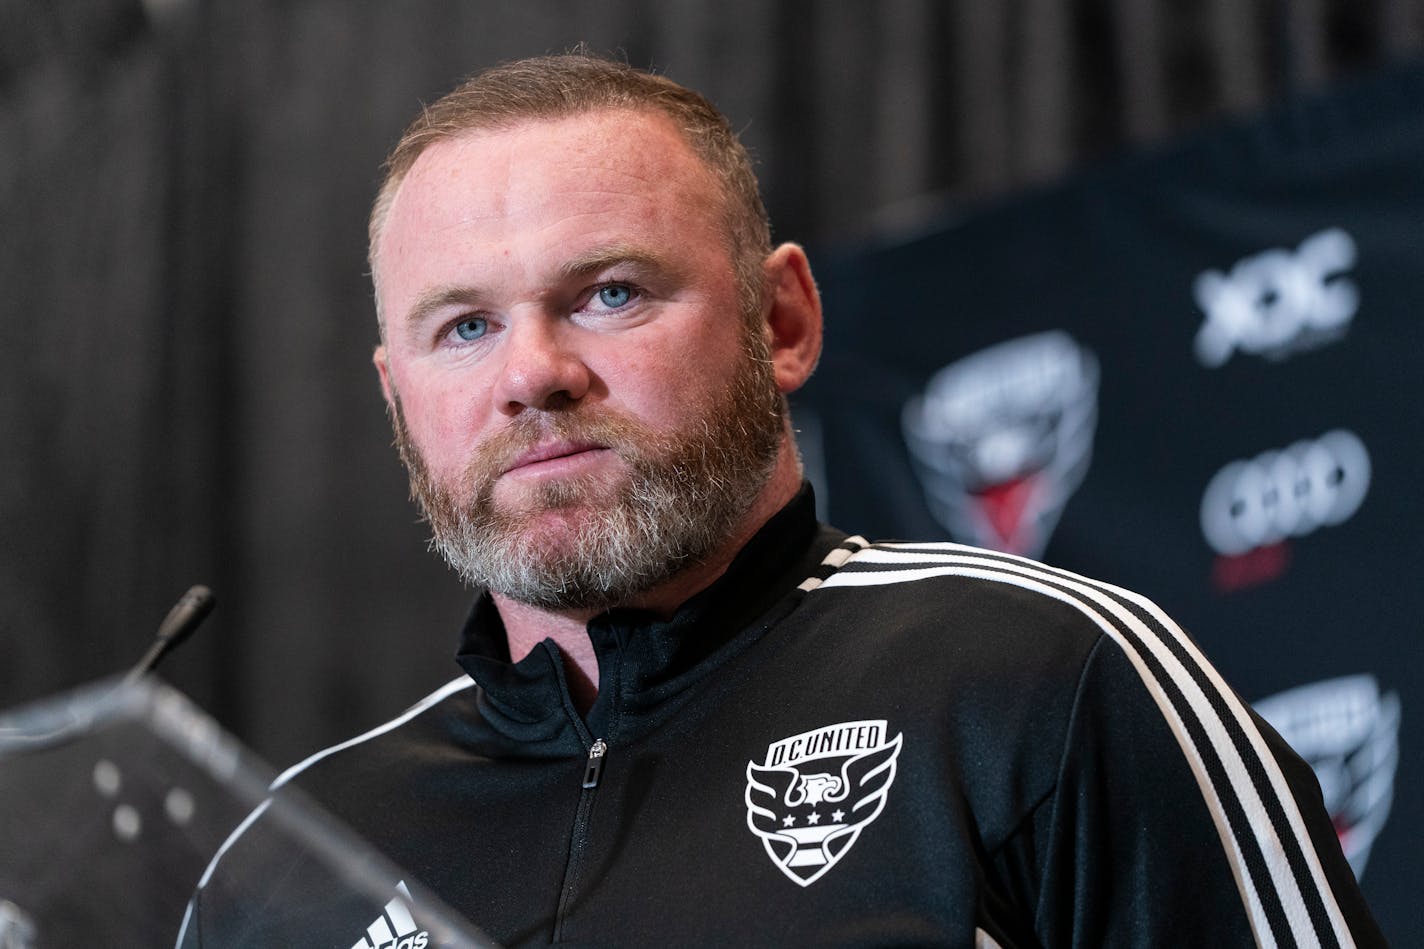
[0,678,499,948]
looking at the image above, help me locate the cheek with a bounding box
[597,340,698,418]
[395,377,489,471]
[612,336,743,426]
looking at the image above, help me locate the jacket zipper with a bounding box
[582,738,607,788]
[552,734,607,942]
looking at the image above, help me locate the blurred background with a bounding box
[2,0,1420,940]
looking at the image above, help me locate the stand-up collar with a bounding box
[454,484,843,742]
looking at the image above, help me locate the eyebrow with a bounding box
[403,285,483,329]
[555,244,680,283]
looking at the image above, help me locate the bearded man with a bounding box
[182,54,1385,948]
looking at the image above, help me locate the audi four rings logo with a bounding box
[1200,430,1371,557]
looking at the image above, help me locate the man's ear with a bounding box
[762,243,823,395]
[373,344,396,409]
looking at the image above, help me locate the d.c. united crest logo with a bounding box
[1253,675,1400,879]
[744,720,902,887]
[902,330,1098,559]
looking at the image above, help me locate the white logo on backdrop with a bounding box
[1193,227,1358,368]
[902,331,1098,559]
[1254,675,1399,879]
[1199,430,1370,557]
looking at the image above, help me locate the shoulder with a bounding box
[797,538,1228,744]
[811,537,1141,611]
[802,537,1172,662]
[185,676,477,912]
[274,675,478,793]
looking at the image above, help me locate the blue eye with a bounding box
[454,317,487,341]
[597,284,632,308]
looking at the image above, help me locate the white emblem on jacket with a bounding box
[349,881,429,949]
[745,720,903,886]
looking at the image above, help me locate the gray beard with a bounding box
[390,335,785,610]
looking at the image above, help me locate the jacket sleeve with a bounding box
[1031,630,1388,948]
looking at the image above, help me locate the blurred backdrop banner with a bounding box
[799,60,1423,945]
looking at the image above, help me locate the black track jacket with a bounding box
[181,486,1385,948]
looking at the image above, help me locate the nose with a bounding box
[493,316,591,414]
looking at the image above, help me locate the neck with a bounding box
[494,439,804,711]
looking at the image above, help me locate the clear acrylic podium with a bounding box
[0,678,500,948]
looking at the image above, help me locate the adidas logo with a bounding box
[350,881,430,949]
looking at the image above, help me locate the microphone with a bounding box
[0,586,218,752]
[123,585,216,685]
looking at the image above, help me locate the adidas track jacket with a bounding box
[182,486,1385,948]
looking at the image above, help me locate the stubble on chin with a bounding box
[387,340,784,610]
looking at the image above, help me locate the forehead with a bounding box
[376,109,726,277]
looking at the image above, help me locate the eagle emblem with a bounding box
[744,720,903,886]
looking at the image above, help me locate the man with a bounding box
[182,54,1386,947]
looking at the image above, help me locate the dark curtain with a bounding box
[3,0,1421,764]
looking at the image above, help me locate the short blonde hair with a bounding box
[369,53,772,328]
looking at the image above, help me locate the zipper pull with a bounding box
[582,738,607,789]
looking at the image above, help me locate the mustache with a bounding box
[467,408,657,483]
